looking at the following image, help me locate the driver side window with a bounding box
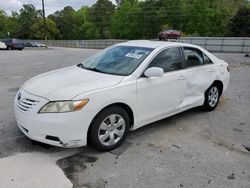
[148,47,182,73]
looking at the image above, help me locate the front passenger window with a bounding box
[148,47,182,72]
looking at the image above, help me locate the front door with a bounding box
[136,47,187,127]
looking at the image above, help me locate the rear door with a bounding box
[178,46,217,108]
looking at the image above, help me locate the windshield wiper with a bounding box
[77,64,103,73]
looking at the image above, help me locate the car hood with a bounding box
[22,66,124,100]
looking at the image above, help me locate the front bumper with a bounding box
[14,90,95,148]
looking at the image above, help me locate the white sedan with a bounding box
[0,41,7,49]
[14,41,230,151]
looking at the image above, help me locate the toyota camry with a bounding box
[14,40,230,151]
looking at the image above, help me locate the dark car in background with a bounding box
[2,38,25,50]
[158,30,181,40]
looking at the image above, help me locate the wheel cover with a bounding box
[98,114,126,147]
[208,86,219,108]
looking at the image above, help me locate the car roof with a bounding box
[118,40,200,49]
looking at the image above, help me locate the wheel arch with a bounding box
[212,80,223,96]
[87,102,134,145]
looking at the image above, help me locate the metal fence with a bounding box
[181,37,250,53]
[31,37,250,53]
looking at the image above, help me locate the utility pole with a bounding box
[42,0,46,41]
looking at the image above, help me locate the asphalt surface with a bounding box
[0,47,250,188]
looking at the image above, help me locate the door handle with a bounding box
[177,76,186,81]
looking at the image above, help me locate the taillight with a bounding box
[227,65,230,72]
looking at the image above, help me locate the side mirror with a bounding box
[144,67,164,77]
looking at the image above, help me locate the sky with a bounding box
[1,0,117,15]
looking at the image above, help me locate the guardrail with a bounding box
[181,37,250,53]
[30,37,250,53]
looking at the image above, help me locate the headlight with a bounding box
[39,99,89,113]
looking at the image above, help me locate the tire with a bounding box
[202,84,220,111]
[7,46,11,50]
[90,106,130,151]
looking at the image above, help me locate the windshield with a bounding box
[80,45,153,76]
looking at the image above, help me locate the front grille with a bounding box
[16,98,40,112]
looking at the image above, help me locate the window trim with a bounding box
[203,52,214,65]
[140,46,185,77]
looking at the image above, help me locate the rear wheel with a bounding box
[90,106,130,151]
[203,84,220,111]
[7,46,11,50]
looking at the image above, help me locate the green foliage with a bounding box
[111,0,141,39]
[48,6,77,39]
[0,10,18,38]
[0,0,249,40]
[72,7,100,39]
[30,18,60,39]
[137,0,165,39]
[15,4,42,38]
[87,0,115,38]
[228,6,250,37]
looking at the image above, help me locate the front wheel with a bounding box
[203,85,220,111]
[89,106,130,151]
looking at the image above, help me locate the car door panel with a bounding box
[177,65,217,108]
[178,47,218,108]
[135,47,187,128]
[136,71,187,125]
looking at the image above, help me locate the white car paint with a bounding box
[14,40,230,148]
[0,41,6,49]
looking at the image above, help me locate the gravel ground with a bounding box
[0,47,249,188]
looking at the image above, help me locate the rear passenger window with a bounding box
[183,47,204,67]
[203,53,213,64]
[148,47,182,72]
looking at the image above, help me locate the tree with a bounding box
[162,0,186,31]
[0,10,19,38]
[1,0,250,40]
[111,0,142,39]
[87,0,115,38]
[48,6,76,39]
[15,4,42,39]
[137,0,165,39]
[73,22,100,39]
[228,6,250,36]
[72,7,100,39]
[30,18,60,39]
[0,10,7,37]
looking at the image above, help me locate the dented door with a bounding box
[178,47,218,108]
[178,65,217,108]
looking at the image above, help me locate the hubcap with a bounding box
[98,114,126,146]
[208,86,219,107]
